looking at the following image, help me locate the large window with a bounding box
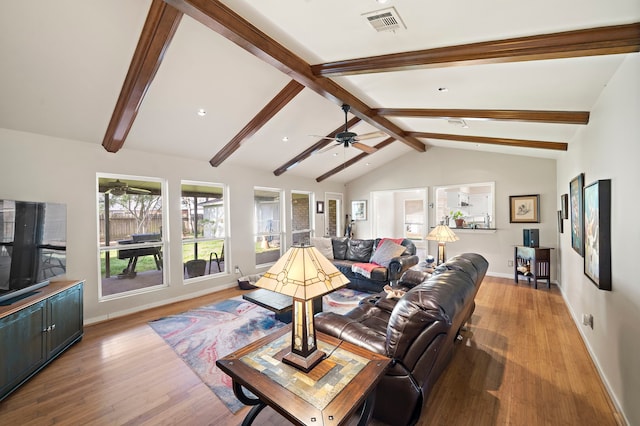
[98,175,166,299]
[181,181,227,279]
[254,187,283,266]
[291,191,312,245]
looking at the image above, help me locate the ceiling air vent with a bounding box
[362,7,406,33]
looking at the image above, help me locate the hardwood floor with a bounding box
[0,277,623,425]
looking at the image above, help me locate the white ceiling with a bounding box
[1,0,638,183]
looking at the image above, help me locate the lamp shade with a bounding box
[254,245,349,300]
[426,224,459,243]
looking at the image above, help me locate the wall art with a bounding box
[570,173,585,256]
[509,194,540,223]
[584,179,611,290]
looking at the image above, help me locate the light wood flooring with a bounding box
[0,277,623,425]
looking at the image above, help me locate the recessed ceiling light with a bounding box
[282,136,289,142]
[332,152,339,157]
[376,0,389,4]
[365,162,371,166]
[197,108,207,117]
[437,87,448,92]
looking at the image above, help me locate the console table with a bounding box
[217,326,390,425]
[0,280,84,401]
[514,246,553,289]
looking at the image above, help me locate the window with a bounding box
[434,182,495,229]
[98,175,166,299]
[291,191,312,245]
[254,187,283,266]
[181,181,227,279]
[404,199,425,240]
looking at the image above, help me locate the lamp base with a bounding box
[282,349,325,373]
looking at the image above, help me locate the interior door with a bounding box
[324,192,343,237]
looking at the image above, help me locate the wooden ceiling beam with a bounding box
[164,0,426,154]
[316,137,395,182]
[273,117,361,176]
[407,132,568,151]
[312,22,640,77]
[209,80,304,167]
[375,108,590,125]
[102,0,182,152]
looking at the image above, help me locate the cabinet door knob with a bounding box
[50,324,56,331]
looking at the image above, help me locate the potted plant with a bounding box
[451,210,465,227]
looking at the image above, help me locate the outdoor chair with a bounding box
[209,245,224,274]
[185,259,206,278]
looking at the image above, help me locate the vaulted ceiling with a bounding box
[1,0,639,183]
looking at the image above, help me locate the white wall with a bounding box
[345,146,558,279]
[557,53,640,426]
[0,129,344,323]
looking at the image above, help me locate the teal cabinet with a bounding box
[0,281,83,401]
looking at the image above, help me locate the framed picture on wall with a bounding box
[561,193,569,219]
[570,173,585,256]
[584,179,612,290]
[557,210,564,233]
[509,194,540,223]
[352,200,367,221]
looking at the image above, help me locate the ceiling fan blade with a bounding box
[353,131,385,141]
[127,187,151,194]
[315,142,340,155]
[309,135,338,141]
[352,142,377,154]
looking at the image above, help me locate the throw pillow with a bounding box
[346,239,375,262]
[310,237,334,259]
[370,239,407,267]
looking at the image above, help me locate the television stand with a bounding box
[0,280,84,401]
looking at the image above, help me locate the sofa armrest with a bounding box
[315,312,387,355]
[388,255,419,281]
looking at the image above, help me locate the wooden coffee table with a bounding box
[216,326,390,426]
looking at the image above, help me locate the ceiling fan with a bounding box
[104,179,151,196]
[315,104,384,154]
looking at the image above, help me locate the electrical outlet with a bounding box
[507,260,514,267]
[582,314,594,329]
[234,266,240,274]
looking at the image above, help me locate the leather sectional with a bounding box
[316,253,489,426]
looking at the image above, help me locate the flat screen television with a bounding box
[0,199,67,304]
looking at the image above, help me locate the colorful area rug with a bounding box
[148,288,369,413]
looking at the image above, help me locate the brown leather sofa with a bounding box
[330,237,419,293]
[315,253,488,426]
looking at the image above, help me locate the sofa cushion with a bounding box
[370,239,407,267]
[332,237,348,260]
[346,239,375,262]
[310,236,334,259]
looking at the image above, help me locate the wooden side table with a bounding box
[514,246,553,289]
[216,326,390,426]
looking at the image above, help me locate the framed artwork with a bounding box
[316,201,325,214]
[557,210,564,233]
[352,200,367,221]
[561,194,569,219]
[570,173,585,256]
[584,179,611,290]
[509,194,540,223]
